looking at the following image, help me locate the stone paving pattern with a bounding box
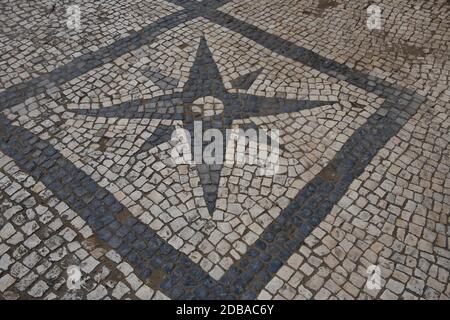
[0,0,449,300]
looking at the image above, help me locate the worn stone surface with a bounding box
[0,0,449,300]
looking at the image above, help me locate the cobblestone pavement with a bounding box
[0,0,449,300]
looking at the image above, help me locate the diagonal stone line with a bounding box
[0,114,233,299]
[0,10,194,111]
[202,10,415,98]
[220,94,426,299]
[1,0,411,113]
[0,90,426,300]
[161,0,415,97]
[0,0,235,111]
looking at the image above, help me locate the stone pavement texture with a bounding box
[0,0,449,300]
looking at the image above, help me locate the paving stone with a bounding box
[81,257,100,274]
[135,285,155,300]
[87,285,108,300]
[406,278,425,296]
[0,0,448,301]
[0,253,13,271]
[0,275,16,292]
[0,223,16,240]
[28,280,49,298]
[112,281,130,299]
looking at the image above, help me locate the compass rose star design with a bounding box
[70,37,336,214]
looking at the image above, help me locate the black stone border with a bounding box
[0,0,426,299]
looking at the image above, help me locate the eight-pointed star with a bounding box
[71,37,336,214]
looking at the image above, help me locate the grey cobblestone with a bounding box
[0,0,449,300]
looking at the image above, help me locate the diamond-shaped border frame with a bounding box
[0,0,426,299]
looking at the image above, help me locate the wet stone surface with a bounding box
[0,0,449,300]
